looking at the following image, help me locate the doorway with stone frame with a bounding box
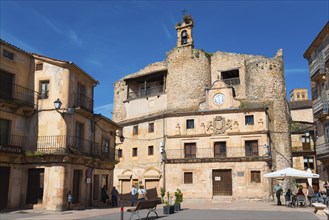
[212,169,232,196]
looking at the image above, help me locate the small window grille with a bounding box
[184,172,193,184]
[3,49,14,60]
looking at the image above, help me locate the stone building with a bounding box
[112,15,291,200]
[0,39,119,211]
[304,21,329,182]
[288,89,316,172]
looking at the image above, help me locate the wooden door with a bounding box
[26,168,44,204]
[73,170,82,203]
[212,169,232,196]
[0,166,10,209]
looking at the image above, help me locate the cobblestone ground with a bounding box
[0,200,326,220]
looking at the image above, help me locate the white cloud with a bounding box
[162,24,173,40]
[285,68,308,74]
[94,103,113,119]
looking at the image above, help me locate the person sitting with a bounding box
[285,189,293,207]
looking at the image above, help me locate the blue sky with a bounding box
[1,1,328,119]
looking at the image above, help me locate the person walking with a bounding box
[306,182,314,207]
[101,185,109,204]
[274,183,283,206]
[131,185,137,206]
[111,186,119,207]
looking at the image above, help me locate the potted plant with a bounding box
[174,189,183,211]
[163,191,175,214]
[160,187,166,203]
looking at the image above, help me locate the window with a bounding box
[36,63,43,71]
[221,69,240,85]
[186,119,194,129]
[251,171,261,183]
[133,125,138,135]
[103,139,109,153]
[132,147,138,157]
[245,115,254,125]
[184,172,193,184]
[301,134,311,149]
[302,92,305,99]
[148,123,154,133]
[214,142,226,158]
[39,80,49,99]
[77,83,86,107]
[0,70,14,100]
[2,49,14,60]
[245,140,258,157]
[325,122,329,142]
[184,143,196,158]
[0,118,11,145]
[181,30,188,45]
[75,122,84,149]
[118,149,122,158]
[297,92,300,99]
[148,146,154,156]
[304,156,314,170]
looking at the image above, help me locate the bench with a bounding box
[127,199,161,220]
[312,202,327,215]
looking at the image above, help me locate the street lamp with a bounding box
[54,98,75,116]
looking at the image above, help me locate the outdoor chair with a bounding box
[296,195,306,207]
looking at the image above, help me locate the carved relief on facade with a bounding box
[233,121,239,132]
[200,122,206,134]
[207,116,229,134]
[258,118,264,129]
[175,123,181,135]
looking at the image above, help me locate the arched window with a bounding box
[181,30,188,45]
[302,92,305,99]
[297,92,300,99]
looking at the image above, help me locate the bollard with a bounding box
[120,204,124,220]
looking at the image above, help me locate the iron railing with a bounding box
[76,94,93,112]
[36,135,116,161]
[165,146,266,159]
[0,83,37,107]
[0,133,29,153]
[315,142,329,159]
[222,77,240,86]
[128,85,164,100]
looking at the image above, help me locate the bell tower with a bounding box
[175,14,194,48]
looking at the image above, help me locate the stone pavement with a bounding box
[0,199,326,220]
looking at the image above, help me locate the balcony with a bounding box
[222,77,240,86]
[34,135,117,161]
[313,96,328,118]
[310,52,328,80]
[165,146,268,163]
[76,94,93,112]
[0,133,29,154]
[128,85,164,100]
[315,142,329,160]
[0,83,37,108]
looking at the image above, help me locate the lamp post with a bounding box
[54,98,75,116]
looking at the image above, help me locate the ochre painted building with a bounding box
[112,15,291,201]
[0,40,119,211]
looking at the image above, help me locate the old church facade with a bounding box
[112,15,291,200]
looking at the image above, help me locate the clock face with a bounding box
[213,93,225,105]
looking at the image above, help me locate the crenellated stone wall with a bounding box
[166,47,211,111]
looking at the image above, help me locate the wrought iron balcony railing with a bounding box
[76,94,93,112]
[316,142,329,159]
[165,146,267,160]
[0,83,37,107]
[313,96,328,117]
[128,85,164,100]
[0,133,29,153]
[35,135,116,161]
[222,77,240,86]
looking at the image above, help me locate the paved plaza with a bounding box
[0,200,326,220]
